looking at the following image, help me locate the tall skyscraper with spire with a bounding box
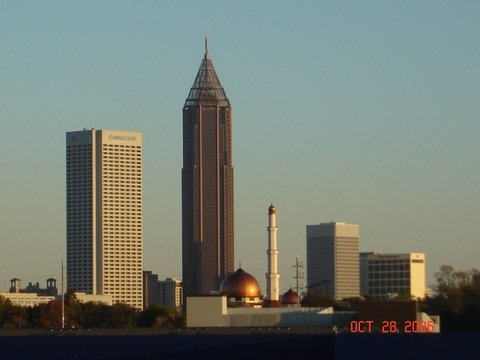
[182,39,234,298]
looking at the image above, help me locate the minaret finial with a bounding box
[204,37,208,59]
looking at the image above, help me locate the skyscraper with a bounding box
[66,129,143,309]
[306,222,359,300]
[182,40,234,297]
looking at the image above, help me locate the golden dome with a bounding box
[219,268,261,298]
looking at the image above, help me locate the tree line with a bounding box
[0,290,183,329]
[422,265,480,331]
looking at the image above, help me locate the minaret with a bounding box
[266,204,280,305]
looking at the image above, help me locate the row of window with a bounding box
[103,144,141,148]
[368,259,412,264]
[368,264,412,272]
[368,280,411,287]
[368,287,411,295]
[368,272,411,279]
[102,157,141,161]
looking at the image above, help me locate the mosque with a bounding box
[186,204,353,329]
[186,204,440,332]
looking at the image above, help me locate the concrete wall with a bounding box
[186,296,229,327]
[186,296,356,329]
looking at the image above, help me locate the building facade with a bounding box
[143,271,161,310]
[158,277,183,309]
[9,278,57,297]
[182,40,234,298]
[306,222,360,300]
[360,252,426,299]
[143,271,183,310]
[66,129,143,309]
[0,293,55,307]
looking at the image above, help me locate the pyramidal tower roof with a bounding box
[184,38,230,107]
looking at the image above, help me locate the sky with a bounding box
[0,0,479,295]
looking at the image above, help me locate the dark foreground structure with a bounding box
[1,331,479,359]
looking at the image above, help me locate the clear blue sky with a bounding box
[1,0,479,294]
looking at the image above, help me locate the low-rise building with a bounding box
[73,292,113,305]
[0,292,55,307]
[360,252,426,299]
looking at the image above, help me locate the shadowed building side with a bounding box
[182,39,234,299]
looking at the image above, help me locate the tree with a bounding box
[38,301,62,329]
[137,304,171,327]
[110,303,137,327]
[64,289,81,328]
[76,302,138,328]
[300,292,336,308]
[422,265,480,331]
[0,296,28,328]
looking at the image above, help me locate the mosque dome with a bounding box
[281,289,299,305]
[219,268,261,299]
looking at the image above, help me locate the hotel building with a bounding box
[66,129,143,309]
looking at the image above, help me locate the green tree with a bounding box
[64,289,81,328]
[77,302,138,328]
[300,292,336,308]
[137,304,172,327]
[110,303,137,327]
[0,295,11,326]
[38,301,62,329]
[0,296,28,328]
[422,265,480,331]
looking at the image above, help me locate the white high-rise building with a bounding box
[360,252,426,299]
[66,129,143,309]
[306,222,359,300]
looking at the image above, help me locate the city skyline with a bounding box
[1,1,479,295]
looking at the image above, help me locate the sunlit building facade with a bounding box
[66,129,143,309]
[306,222,360,300]
[182,41,234,298]
[360,252,426,299]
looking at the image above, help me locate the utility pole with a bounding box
[293,254,304,304]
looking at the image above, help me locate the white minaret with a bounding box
[266,203,280,302]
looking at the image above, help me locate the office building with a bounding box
[158,277,183,309]
[143,271,161,310]
[182,40,234,297]
[143,271,183,310]
[66,129,143,309]
[306,222,359,300]
[360,252,426,299]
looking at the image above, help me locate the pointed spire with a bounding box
[204,36,209,59]
[184,39,230,107]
